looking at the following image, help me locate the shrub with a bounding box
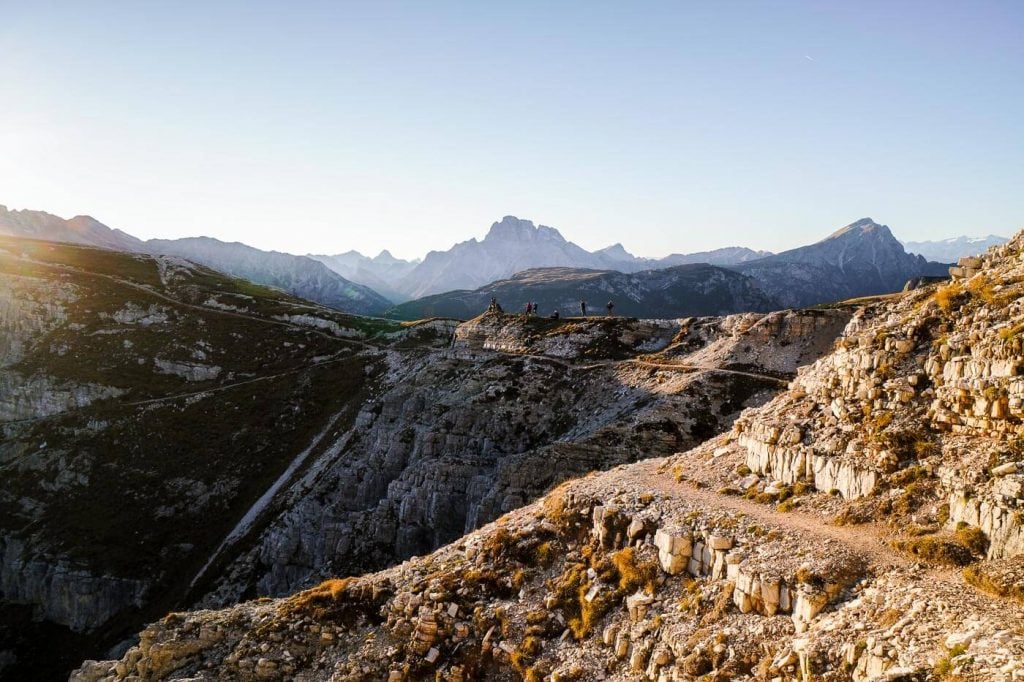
[954,524,988,556]
[963,561,1024,603]
[934,643,968,677]
[892,535,973,566]
[792,480,814,496]
[934,283,964,313]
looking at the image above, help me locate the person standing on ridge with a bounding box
[580,300,587,317]
[606,300,614,316]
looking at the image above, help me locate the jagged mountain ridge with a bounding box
[147,237,392,315]
[1,205,949,317]
[385,264,780,320]
[393,216,774,299]
[389,219,950,320]
[73,232,1024,682]
[0,207,392,315]
[902,234,1008,263]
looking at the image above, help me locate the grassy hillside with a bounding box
[0,237,414,680]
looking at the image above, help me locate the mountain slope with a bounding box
[147,237,393,315]
[903,234,1007,262]
[386,264,780,320]
[0,235,411,680]
[0,205,144,253]
[73,232,1024,682]
[0,206,393,315]
[732,218,949,307]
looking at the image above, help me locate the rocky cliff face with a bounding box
[74,232,1024,682]
[723,244,1024,560]
[0,272,125,420]
[198,308,845,609]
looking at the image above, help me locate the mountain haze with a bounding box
[0,205,953,318]
[903,234,1008,262]
[0,205,144,253]
[308,249,419,303]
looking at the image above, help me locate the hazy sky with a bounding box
[1,1,1021,259]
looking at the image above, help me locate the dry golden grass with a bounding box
[611,546,659,594]
[963,559,1024,603]
[284,577,352,620]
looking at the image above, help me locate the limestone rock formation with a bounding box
[69,229,1024,682]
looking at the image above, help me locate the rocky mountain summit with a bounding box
[386,264,780,321]
[393,217,777,300]
[733,218,949,308]
[388,219,952,321]
[393,217,622,300]
[72,232,1024,681]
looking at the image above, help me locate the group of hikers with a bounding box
[487,297,615,318]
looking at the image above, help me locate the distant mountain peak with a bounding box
[596,243,636,261]
[825,218,893,241]
[902,234,1009,263]
[484,216,567,244]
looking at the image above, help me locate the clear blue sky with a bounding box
[0,1,1021,259]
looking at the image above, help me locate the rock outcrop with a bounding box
[72,461,1023,681]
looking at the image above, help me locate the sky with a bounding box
[0,1,1021,260]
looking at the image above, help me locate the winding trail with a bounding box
[626,459,910,570]
[621,460,1021,603]
[478,351,789,386]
